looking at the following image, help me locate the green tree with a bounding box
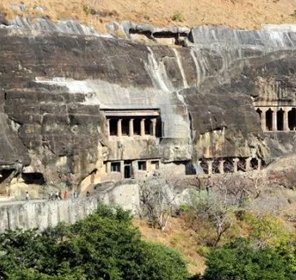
[203,238,296,280]
[0,204,189,280]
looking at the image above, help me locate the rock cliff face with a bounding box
[0,20,295,193]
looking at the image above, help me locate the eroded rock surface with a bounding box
[0,20,295,195]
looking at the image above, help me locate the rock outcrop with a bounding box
[0,19,295,194]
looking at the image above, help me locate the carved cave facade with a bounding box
[1,26,296,196]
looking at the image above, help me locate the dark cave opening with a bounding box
[109,118,118,136]
[22,173,46,185]
[266,109,273,131]
[224,159,234,173]
[144,119,151,135]
[250,158,258,169]
[121,118,129,136]
[0,169,14,184]
[134,119,141,135]
[277,109,284,131]
[288,108,296,131]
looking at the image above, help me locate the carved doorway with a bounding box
[124,161,132,179]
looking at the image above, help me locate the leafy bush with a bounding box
[203,238,296,280]
[171,11,185,22]
[243,213,293,248]
[186,190,238,247]
[82,5,97,16]
[0,205,189,280]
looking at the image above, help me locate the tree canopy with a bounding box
[0,205,188,280]
[203,238,296,280]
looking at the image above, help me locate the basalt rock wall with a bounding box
[0,21,295,188]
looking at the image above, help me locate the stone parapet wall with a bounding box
[0,198,98,233]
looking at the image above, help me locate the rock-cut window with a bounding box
[111,162,121,172]
[138,161,147,171]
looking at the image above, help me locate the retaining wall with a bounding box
[0,198,98,233]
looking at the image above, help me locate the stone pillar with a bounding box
[245,157,252,171]
[107,119,110,137]
[205,146,211,158]
[117,119,122,137]
[140,118,145,136]
[272,110,277,132]
[106,162,111,173]
[151,118,157,137]
[132,161,138,178]
[207,160,213,175]
[120,161,124,179]
[219,160,225,174]
[283,108,289,131]
[129,119,134,137]
[257,159,262,171]
[233,158,239,173]
[261,108,266,131]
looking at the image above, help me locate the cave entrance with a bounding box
[124,161,132,179]
[185,161,197,175]
[212,159,220,174]
[121,118,129,136]
[266,109,273,131]
[109,119,118,136]
[250,158,258,170]
[134,119,141,135]
[277,109,284,131]
[22,173,46,185]
[156,118,162,138]
[145,119,151,135]
[256,108,262,129]
[288,108,296,131]
[200,160,208,174]
[237,159,246,172]
[0,169,14,184]
[224,159,234,173]
[256,108,262,119]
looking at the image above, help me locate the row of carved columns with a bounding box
[199,157,262,175]
[107,118,157,137]
[256,107,296,132]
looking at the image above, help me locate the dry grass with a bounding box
[0,0,296,33]
[133,217,206,275]
[133,210,296,276]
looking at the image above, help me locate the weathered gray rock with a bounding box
[9,17,100,36]
[190,25,296,51]
[0,19,295,191]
